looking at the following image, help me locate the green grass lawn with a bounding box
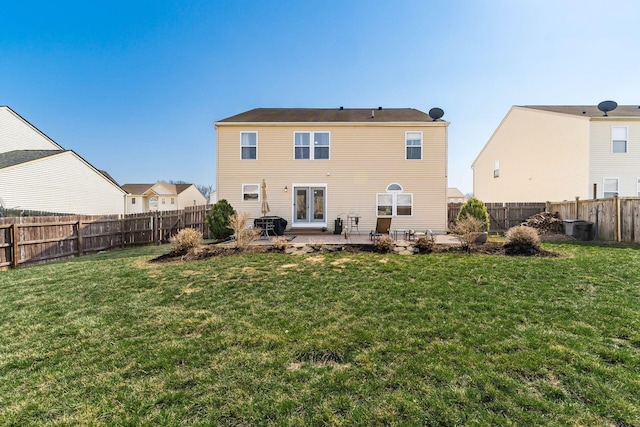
[1,242,639,425]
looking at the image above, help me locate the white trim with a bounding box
[405,131,423,160]
[611,126,628,154]
[240,131,258,160]
[291,183,328,227]
[242,183,260,202]
[293,131,331,160]
[603,177,619,198]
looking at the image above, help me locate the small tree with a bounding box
[457,197,490,232]
[206,199,235,240]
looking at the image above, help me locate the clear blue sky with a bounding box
[2,1,639,195]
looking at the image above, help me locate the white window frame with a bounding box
[132,197,136,205]
[603,177,619,198]
[294,131,330,160]
[376,183,413,217]
[612,126,628,154]
[240,131,258,160]
[405,131,422,160]
[637,177,640,197]
[242,184,260,202]
[494,160,500,178]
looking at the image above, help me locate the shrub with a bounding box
[228,211,260,249]
[452,214,485,251]
[271,236,291,251]
[170,228,203,253]
[206,199,235,240]
[457,197,490,232]
[504,225,541,255]
[374,235,395,253]
[414,233,435,253]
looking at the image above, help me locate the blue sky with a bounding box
[2,1,639,195]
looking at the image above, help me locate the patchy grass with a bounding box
[1,242,639,425]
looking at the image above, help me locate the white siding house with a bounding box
[0,106,127,214]
[122,182,208,213]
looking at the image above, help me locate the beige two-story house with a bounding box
[472,103,640,202]
[121,182,207,213]
[215,107,449,234]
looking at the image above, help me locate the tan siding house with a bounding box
[472,104,640,202]
[216,108,449,233]
[0,106,127,214]
[122,182,207,213]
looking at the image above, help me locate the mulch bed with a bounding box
[150,239,562,263]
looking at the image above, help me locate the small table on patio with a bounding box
[393,229,415,241]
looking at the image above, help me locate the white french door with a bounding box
[293,185,326,226]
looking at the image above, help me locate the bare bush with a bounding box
[504,225,541,255]
[170,228,203,253]
[452,214,485,252]
[229,212,260,249]
[414,233,435,253]
[271,236,291,251]
[374,235,395,253]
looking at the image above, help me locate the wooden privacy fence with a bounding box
[448,202,546,233]
[0,205,212,270]
[546,196,640,243]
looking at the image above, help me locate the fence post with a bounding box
[77,220,83,257]
[120,216,125,248]
[153,211,159,245]
[11,224,18,269]
[575,196,580,219]
[615,195,621,242]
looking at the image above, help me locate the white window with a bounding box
[241,132,257,160]
[494,160,500,178]
[637,178,640,196]
[603,178,619,198]
[294,132,329,159]
[612,127,628,153]
[132,197,136,205]
[162,198,166,205]
[171,198,175,205]
[376,183,413,217]
[242,184,260,201]
[406,132,422,160]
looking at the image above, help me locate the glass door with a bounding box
[294,186,325,224]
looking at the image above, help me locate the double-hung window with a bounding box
[295,132,330,159]
[637,177,640,197]
[493,160,500,178]
[377,183,413,217]
[242,184,260,201]
[241,132,257,160]
[405,132,422,160]
[603,178,619,198]
[612,127,628,153]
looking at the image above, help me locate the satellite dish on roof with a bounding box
[429,107,444,121]
[597,100,617,116]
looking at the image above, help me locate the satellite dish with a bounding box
[597,100,617,116]
[428,107,444,121]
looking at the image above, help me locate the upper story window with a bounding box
[612,127,628,153]
[294,132,330,159]
[493,160,500,178]
[132,197,136,204]
[405,132,422,160]
[242,184,260,201]
[637,178,640,197]
[603,178,618,198]
[241,132,257,160]
[171,198,175,204]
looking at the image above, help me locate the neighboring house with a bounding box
[0,106,127,214]
[447,187,467,203]
[472,103,640,202]
[215,107,449,233]
[121,182,207,213]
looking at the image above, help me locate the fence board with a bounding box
[449,202,546,233]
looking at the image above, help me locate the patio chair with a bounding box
[369,217,392,241]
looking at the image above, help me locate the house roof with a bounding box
[0,150,64,169]
[121,182,195,196]
[217,108,443,123]
[523,105,640,118]
[447,187,465,198]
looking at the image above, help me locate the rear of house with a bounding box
[216,108,448,234]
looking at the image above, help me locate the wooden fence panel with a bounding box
[0,225,11,269]
[620,198,640,243]
[448,202,545,233]
[123,214,153,246]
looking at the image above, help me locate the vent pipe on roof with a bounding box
[339,106,343,110]
[371,110,375,118]
[378,106,382,110]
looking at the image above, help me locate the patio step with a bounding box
[285,227,332,236]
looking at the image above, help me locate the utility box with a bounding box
[573,222,595,241]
